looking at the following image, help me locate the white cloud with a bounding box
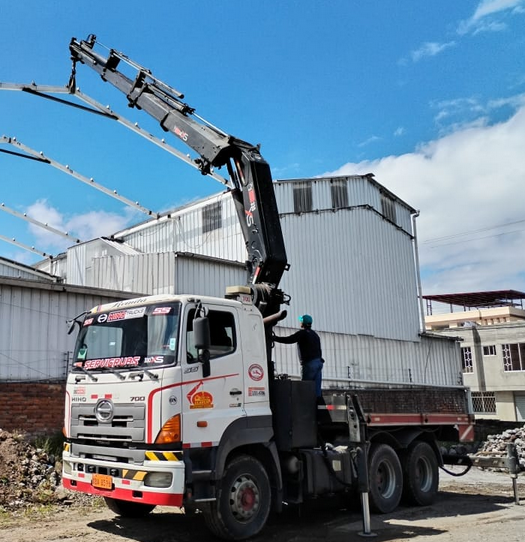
[26,199,136,254]
[358,135,381,148]
[409,41,456,63]
[323,100,525,295]
[394,127,406,137]
[458,0,525,34]
[472,0,524,20]
[432,94,525,133]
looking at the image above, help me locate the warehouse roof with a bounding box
[423,290,525,311]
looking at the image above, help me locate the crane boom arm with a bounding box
[69,35,288,314]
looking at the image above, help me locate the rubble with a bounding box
[0,429,68,509]
[478,425,525,470]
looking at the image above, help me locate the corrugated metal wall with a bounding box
[0,260,55,282]
[272,328,462,388]
[0,281,134,381]
[173,255,246,298]
[275,175,414,234]
[67,239,140,286]
[60,176,421,342]
[91,252,246,298]
[119,194,245,262]
[279,207,420,340]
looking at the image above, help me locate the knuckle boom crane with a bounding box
[69,34,289,317]
[0,35,476,541]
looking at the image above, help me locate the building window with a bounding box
[461,347,473,373]
[502,343,525,371]
[483,345,496,356]
[471,392,496,414]
[293,184,313,213]
[202,201,222,234]
[331,180,348,209]
[380,192,397,224]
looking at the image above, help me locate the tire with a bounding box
[104,497,156,517]
[202,454,271,541]
[402,441,439,506]
[368,443,403,514]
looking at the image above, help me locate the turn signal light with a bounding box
[155,414,181,444]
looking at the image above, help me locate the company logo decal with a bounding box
[81,356,141,369]
[144,355,164,364]
[83,318,94,327]
[248,364,264,381]
[152,306,172,315]
[186,381,214,410]
[95,399,114,423]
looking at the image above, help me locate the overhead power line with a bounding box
[422,218,525,247]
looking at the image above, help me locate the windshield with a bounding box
[72,302,181,372]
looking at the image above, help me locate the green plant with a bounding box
[32,432,65,457]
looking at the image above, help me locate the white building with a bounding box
[32,174,462,389]
[425,291,525,422]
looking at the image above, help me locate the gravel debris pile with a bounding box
[478,425,525,470]
[0,429,65,509]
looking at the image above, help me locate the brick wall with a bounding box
[0,381,66,436]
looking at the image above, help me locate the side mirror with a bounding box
[193,317,211,378]
[67,320,78,335]
[194,317,210,349]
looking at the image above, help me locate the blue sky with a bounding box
[1,1,525,299]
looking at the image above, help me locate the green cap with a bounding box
[299,314,313,325]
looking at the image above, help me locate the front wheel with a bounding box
[368,443,403,514]
[104,497,156,517]
[202,454,271,541]
[402,441,439,506]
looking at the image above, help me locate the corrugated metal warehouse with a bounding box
[30,174,462,389]
[0,273,138,382]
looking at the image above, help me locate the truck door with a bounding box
[181,305,245,447]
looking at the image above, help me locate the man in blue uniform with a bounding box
[273,314,324,397]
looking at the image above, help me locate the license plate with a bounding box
[92,473,113,490]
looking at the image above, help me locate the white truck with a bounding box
[60,35,474,540]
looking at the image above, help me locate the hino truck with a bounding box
[61,35,474,540]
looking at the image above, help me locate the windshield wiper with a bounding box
[143,367,159,380]
[75,365,98,382]
[98,367,126,380]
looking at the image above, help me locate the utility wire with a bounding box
[422,218,525,244]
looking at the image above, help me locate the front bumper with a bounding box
[62,448,185,507]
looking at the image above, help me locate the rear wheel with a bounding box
[402,441,439,506]
[202,454,271,540]
[104,497,156,517]
[368,443,403,514]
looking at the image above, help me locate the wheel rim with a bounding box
[415,455,433,492]
[229,474,260,522]
[375,459,396,499]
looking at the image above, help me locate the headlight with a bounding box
[144,472,173,488]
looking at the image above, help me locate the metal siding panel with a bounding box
[0,261,55,281]
[0,284,131,381]
[67,243,87,285]
[119,194,246,263]
[174,256,246,298]
[278,206,420,341]
[272,328,461,388]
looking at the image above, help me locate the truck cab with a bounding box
[62,292,276,515]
